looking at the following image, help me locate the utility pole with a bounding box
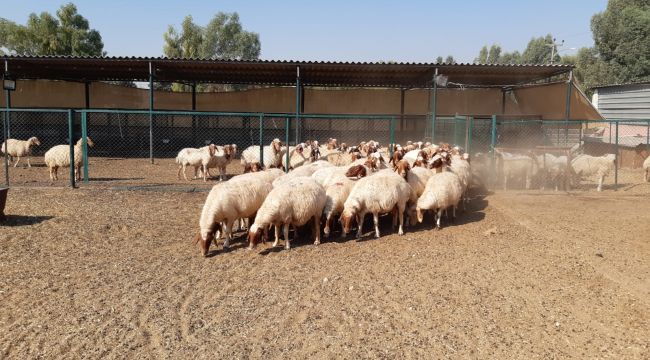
[546,38,564,64]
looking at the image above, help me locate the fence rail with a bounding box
[2,108,650,191]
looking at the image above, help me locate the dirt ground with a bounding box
[1,156,648,194]
[1,184,649,359]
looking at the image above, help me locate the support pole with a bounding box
[431,68,438,142]
[259,114,264,168]
[85,82,90,109]
[399,88,405,136]
[564,71,573,146]
[5,87,10,139]
[389,116,396,159]
[82,112,89,183]
[295,66,301,145]
[3,59,9,186]
[614,121,619,188]
[68,110,76,188]
[191,82,197,145]
[285,117,290,173]
[490,115,497,188]
[148,61,154,164]
[467,117,474,155]
[501,88,506,115]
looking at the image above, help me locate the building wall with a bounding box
[0,79,602,120]
[594,84,650,120]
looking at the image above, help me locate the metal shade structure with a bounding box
[1,55,572,88]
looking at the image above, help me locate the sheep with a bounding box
[244,161,263,173]
[537,154,570,191]
[281,143,315,170]
[571,154,616,192]
[196,174,274,256]
[1,137,41,168]
[272,161,333,187]
[635,144,650,182]
[322,173,356,238]
[248,177,327,250]
[497,151,538,190]
[241,138,285,169]
[176,144,216,182]
[340,171,411,238]
[44,137,95,182]
[321,148,361,166]
[644,155,650,182]
[449,153,471,207]
[400,163,434,225]
[416,171,464,230]
[197,144,237,181]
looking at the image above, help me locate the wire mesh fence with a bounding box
[2,108,650,192]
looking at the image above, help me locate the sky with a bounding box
[2,0,609,63]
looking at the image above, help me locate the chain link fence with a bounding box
[2,108,650,192]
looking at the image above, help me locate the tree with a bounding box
[520,34,560,64]
[0,3,104,56]
[474,46,489,63]
[445,55,455,64]
[435,56,443,63]
[498,51,521,64]
[487,44,501,64]
[591,0,650,83]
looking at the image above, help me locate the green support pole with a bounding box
[467,116,474,155]
[68,110,76,188]
[259,114,264,168]
[3,89,9,186]
[564,71,573,146]
[389,116,396,159]
[285,117,290,173]
[614,121,619,188]
[491,115,497,188]
[191,82,197,145]
[431,68,438,142]
[148,61,154,164]
[5,91,10,138]
[82,112,89,183]
[295,66,301,145]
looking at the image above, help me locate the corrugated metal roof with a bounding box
[1,55,573,87]
[591,81,650,89]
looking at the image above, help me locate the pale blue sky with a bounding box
[3,0,608,62]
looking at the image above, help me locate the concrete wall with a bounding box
[0,79,602,120]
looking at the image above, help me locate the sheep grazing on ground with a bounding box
[449,152,471,207]
[340,171,411,238]
[322,173,356,238]
[416,171,464,230]
[196,175,274,256]
[44,137,95,182]
[248,177,327,250]
[176,144,217,182]
[497,151,538,190]
[402,164,434,225]
[571,154,616,192]
[1,137,41,168]
[244,161,263,173]
[197,144,237,181]
[241,138,285,170]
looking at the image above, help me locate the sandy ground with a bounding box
[1,184,649,359]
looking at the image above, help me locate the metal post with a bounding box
[148,61,154,164]
[431,68,438,142]
[5,90,10,139]
[285,117,290,173]
[3,90,8,186]
[259,114,264,168]
[68,110,76,188]
[82,112,89,183]
[191,82,197,145]
[295,66,301,145]
[490,115,497,187]
[85,82,90,109]
[564,71,573,146]
[614,121,619,188]
[467,116,474,154]
[389,116,396,159]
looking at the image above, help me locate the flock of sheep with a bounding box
[1,136,96,181]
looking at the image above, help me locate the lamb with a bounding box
[176,144,216,182]
[248,177,327,250]
[571,154,616,192]
[340,171,411,238]
[416,171,464,230]
[196,174,274,256]
[240,138,285,169]
[1,137,41,168]
[197,144,237,181]
[44,137,95,182]
[497,152,538,190]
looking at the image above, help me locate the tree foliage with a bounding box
[435,55,455,64]
[0,3,104,56]
[474,35,559,65]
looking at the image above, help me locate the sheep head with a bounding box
[345,164,367,179]
[208,144,217,156]
[395,159,410,178]
[29,137,41,146]
[327,138,338,150]
[339,209,356,235]
[247,223,267,249]
[338,142,348,152]
[416,207,425,223]
[195,231,213,257]
[271,139,282,154]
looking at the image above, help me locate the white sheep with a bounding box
[272,160,334,187]
[241,138,285,169]
[248,177,327,250]
[644,155,650,182]
[176,144,216,182]
[44,137,95,182]
[197,144,237,181]
[539,154,571,191]
[281,143,315,170]
[497,152,538,190]
[450,153,471,206]
[322,173,356,238]
[1,137,41,168]
[571,154,616,192]
[416,171,464,230]
[341,171,411,238]
[196,174,274,256]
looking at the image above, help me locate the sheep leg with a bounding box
[597,175,604,192]
[182,164,190,181]
[177,165,183,180]
[397,207,404,236]
[222,220,234,248]
[435,209,443,230]
[283,224,291,250]
[48,167,54,182]
[525,174,531,190]
[324,213,332,238]
[313,216,321,245]
[503,174,508,191]
[219,166,225,181]
[373,212,380,238]
[273,225,280,247]
[356,211,365,239]
[27,157,31,168]
[13,156,20,168]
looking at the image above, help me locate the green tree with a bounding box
[444,55,455,64]
[0,3,104,56]
[487,44,501,64]
[163,12,260,91]
[474,46,488,63]
[520,34,560,64]
[497,51,521,64]
[435,56,443,63]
